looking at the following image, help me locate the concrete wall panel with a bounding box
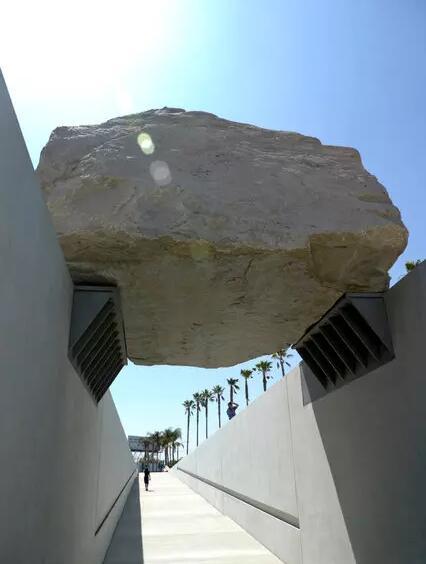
[96,394,137,529]
[294,263,426,564]
[287,368,355,564]
[179,378,299,520]
[0,70,135,564]
[177,373,302,563]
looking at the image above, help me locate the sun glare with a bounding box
[1,0,179,109]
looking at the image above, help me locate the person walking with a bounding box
[226,401,239,420]
[143,467,151,491]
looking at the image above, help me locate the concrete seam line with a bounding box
[94,470,137,536]
[285,375,305,563]
[94,402,105,532]
[177,467,300,529]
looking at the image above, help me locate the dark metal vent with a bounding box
[68,285,127,402]
[294,293,394,395]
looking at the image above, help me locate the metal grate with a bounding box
[68,285,127,402]
[294,293,394,395]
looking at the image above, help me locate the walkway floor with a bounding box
[104,472,282,564]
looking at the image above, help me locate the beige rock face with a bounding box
[37,109,407,367]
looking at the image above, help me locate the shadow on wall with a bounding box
[103,478,144,564]
[308,265,426,564]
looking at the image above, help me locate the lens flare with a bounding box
[137,132,155,155]
[149,160,172,186]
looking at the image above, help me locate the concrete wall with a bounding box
[0,70,135,564]
[177,262,426,564]
[177,377,303,563]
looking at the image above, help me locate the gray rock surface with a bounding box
[37,109,407,367]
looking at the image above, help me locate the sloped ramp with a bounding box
[104,472,282,563]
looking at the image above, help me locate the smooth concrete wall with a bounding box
[177,378,303,563]
[0,70,135,564]
[177,262,426,564]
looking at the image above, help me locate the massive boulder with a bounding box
[37,109,407,367]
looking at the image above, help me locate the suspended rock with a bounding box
[37,109,407,367]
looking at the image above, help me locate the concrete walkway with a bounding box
[104,472,282,564]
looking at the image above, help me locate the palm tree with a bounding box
[227,377,240,404]
[212,385,225,428]
[183,400,195,454]
[148,431,162,469]
[272,349,293,378]
[159,432,167,465]
[240,369,253,406]
[143,438,150,464]
[255,360,273,392]
[176,441,183,460]
[161,428,174,466]
[193,392,202,447]
[171,427,182,463]
[200,389,214,439]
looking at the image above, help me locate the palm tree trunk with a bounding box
[230,385,233,404]
[186,412,190,454]
[245,378,249,406]
[280,358,285,378]
[205,405,208,439]
[196,407,199,446]
[263,371,267,392]
[218,398,221,428]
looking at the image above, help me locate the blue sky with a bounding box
[2,0,425,451]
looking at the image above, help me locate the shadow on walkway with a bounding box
[103,477,144,564]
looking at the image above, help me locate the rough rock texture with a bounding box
[37,109,408,367]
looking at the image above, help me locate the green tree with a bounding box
[405,259,423,272]
[183,400,195,454]
[193,392,202,447]
[227,377,240,404]
[240,369,253,406]
[272,349,293,378]
[200,389,214,439]
[255,360,273,392]
[212,385,225,428]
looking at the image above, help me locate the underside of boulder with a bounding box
[36,109,407,367]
